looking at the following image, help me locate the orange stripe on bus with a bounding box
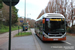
[42,36,66,41]
[42,19,45,24]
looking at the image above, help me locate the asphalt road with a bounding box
[31,28,75,50]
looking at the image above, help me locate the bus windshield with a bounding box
[45,19,65,32]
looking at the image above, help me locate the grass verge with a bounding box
[14,32,32,37]
[0,25,22,34]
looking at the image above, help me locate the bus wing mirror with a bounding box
[42,19,45,24]
[66,21,68,26]
[66,23,68,26]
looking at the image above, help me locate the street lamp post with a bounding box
[63,0,67,21]
[24,0,26,23]
[71,0,73,27]
[27,13,31,18]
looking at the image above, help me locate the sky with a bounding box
[15,0,49,20]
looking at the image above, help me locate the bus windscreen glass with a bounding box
[45,18,65,32]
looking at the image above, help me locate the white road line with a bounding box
[65,42,71,45]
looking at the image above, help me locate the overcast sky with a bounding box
[15,0,49,20]
[15,0,75,20]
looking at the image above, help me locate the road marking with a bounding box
[65,42,71,45]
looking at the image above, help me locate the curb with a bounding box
[30,29,41,50]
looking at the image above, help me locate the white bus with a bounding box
[35,13,66,41]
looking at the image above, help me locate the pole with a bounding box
[64,0,67,18]
[71,0,73,27]
[25,0,26,23]
[9,0,12,50]
[18,26,19,35]
[56,0,57,13]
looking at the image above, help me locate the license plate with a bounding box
[53,39,58,41]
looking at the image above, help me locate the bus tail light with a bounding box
[42,19,45,24]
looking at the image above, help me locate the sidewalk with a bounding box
[0,29,22,46]
[0,29,41,50]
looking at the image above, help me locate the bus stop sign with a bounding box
[2,0,19,6]
[20,20,23,23]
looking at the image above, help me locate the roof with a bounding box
[36,13,65,21]
[43,13,65,18]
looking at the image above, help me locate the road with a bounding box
[31,28,75,50]
[0,28,75,50]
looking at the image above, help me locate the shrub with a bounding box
[66,27,72,33]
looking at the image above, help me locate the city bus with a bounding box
[35,13,66,41]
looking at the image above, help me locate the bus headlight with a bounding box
[62,34,66,38]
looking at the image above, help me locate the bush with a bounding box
[0,0,3,9]
[66,27,75,33]
[0,25,22,34]
[66,27,72,33]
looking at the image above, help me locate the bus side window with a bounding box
[48,21,51,28]
[38,21,42,31]
[35,22,36,27]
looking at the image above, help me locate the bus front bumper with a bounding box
[42,32,66,41]
[43,36,66,41]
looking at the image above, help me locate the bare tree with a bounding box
[37,0,75,27]
[37,10,44,19]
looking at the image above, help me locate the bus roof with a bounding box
[36,13,65,21]
[43,13,65,18]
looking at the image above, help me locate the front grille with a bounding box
[48,34,62,37]
[48,32,65,37]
